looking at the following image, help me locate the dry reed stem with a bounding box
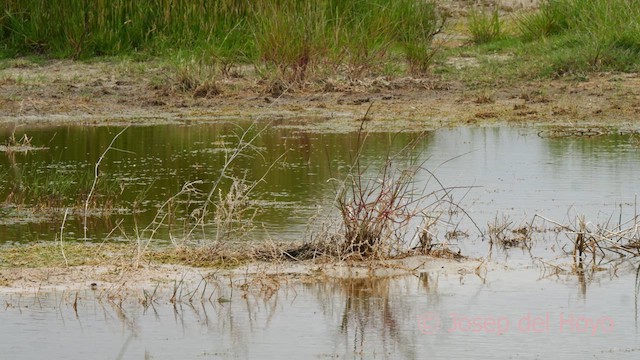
[59,208,70,267]
[83,126,130,239]
[533,211,640,272]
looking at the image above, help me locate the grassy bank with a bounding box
[442,0,640,86]
[519,0,640,74]
[3,0,640,84]
[1,0,442,77]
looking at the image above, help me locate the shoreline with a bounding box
[0,253,487,295]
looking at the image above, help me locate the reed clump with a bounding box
[281,125,478,262]
[1,0,443,76]
[336,161,422,259]
[487,215,532,249]
[468,8,504,45]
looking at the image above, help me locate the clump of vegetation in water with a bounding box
[3,167,121,211]
[335,155,425,259]
[532,212,640,273]
[0,0,443,77]
[487,215,532,250]
[284,127,476,261]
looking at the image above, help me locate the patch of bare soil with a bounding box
[441,0,540,15]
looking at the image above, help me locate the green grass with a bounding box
[392,0,443,74]
[250,1,329,81]
[4,0,638,84]
[1,0,442,78]
[437,0,640,86]
[518,0,640,73]
[468,8,504,44]
[0,242,248,268]
[0,0,253,59]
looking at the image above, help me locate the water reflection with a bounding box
[0,124,429,244]
[4,267,640,359]
[312,277,413,359]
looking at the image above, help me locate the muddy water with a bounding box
[1,124,639,251]
[2,266,640,359]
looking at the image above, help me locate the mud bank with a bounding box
[2,60,640,133]
[0,255,489,295]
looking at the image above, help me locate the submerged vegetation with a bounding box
[0,166,120,212]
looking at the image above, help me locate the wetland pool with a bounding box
[2,121,640,359]
[1,123,639,259]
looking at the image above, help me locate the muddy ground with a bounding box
[2,59,640,134]
[0,256,491,299]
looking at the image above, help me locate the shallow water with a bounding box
[1,124,639,254]
[2,266,640,359]
[2,122,640,358]
[0,124,425,243]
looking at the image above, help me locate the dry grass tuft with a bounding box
[533,208,640,273]
[488,215,532,249]
[277,123,479,262]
